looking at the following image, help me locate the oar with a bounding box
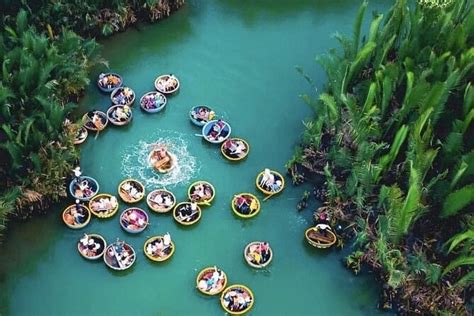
[194,133,204,137]
[263,193,274,202]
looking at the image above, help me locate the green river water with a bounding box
[0,1,393,315]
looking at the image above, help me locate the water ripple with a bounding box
[120,130,199,189]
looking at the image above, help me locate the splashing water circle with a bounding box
[121,130,199,189]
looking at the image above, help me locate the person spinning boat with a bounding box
[149,145,171,170]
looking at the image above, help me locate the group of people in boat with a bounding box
[206,119,229,142]
[90,196,118,214]
[121,209,147,231]
[197,266,226,293]
[234,195,259,215]
[247,242,271,266]
[64,200,87,226]
[191,106,215,123]
[120,181,144,201]
[175,203,199,222]
[142,92,166,110]
[222,139,247,158]
[98,73,121,90]
[79,234,103,257]
[111,105,131,122]
[259,168,283,192]
[112,87,134,105]
[189,183,213,203]
[156,74,179,93]
[149,145,171,170]
[106,239,135,268]
[72,178,95,199]
[222,287,253,313]
[149,191,174,210]
[145,233,173,258]
[86,110,106,130]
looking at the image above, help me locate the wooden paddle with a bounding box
[263,194,274,202]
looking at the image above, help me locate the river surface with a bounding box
[0,1,391,315]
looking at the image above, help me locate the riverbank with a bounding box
[288,0,473,314]
[0,1,185,233]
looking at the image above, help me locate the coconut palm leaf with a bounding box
[445,229,474,254]
[441,184,474,218]
[442,256,474,276]
[453,271,474,288]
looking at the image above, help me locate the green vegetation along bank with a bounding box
[0,0,185,236]
[289,0,473,314]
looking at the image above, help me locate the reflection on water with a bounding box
[121,130,199,189]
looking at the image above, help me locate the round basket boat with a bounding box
[111,86,135,107]
[143,235,175,262]
[120,208,149,234]
[118,179,145,203]
[244,241,273,269]
[189,105,216,127]
[106,105,133,126]
[221,138,249,161]
[97,72,123,93]
[88,193,119,218]
[305,225,337,249]
[202,120,231,144]
[154,74,180,94]
[147,189,176,213]
[231,193,260,219]
[62,204,91,229]
[73,126,88,145]
[69,176,99,201]
[255,169,285,196]
[104,240,136,271]
[140,91,167,113]
[77,233,107,260]
[82,111,108,132]
[196,266,228,296]
[173,202,201,226]
[148,148,178,173]
[187,181,215,206]
[220,284,254,315]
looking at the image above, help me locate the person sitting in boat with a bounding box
[163,195,173,207]
[71,207,85,224]
[315,223,331,236]
[316,212,330,225]
[73,166,82,182]
[260,242,270,262]
[123,210,145,229]
[236,195,250,214]
[163,233,172,248]
[269,180,282,192]
[207,119,226,140]
[150,146,171,170]
[115,106,129,121]
[260,168,275,189]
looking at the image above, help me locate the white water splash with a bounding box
[120,130,199,189]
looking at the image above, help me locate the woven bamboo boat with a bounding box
[187,181,215,206]
[231,193,260,219]
[143,235,175,262]
[189,105,215,126]
[220,284,254,315]
[69,176,99,201]
[77,233,107,260]
[221,138,249,161]
[88,193,119,218]
[120,208,149,234]
[196,266,228,296]
[97,72,123,93]
[148,149,177,173]
[104,240,136,271]
[118,179,145,203]
[202,120,231,144]
[173,202,201,226]
[82,111,108,132]
[140,91,167,113]
[305,226,337,249]
[154,74,180,94]
[73,126,88,145]
[255,169,285,196]
[146,189,176,213]
[62,204,91,229]
[107,104,132,126]
[244,241,273,268]
[111,86,135,107]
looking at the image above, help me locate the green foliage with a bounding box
[293,0,474,312]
